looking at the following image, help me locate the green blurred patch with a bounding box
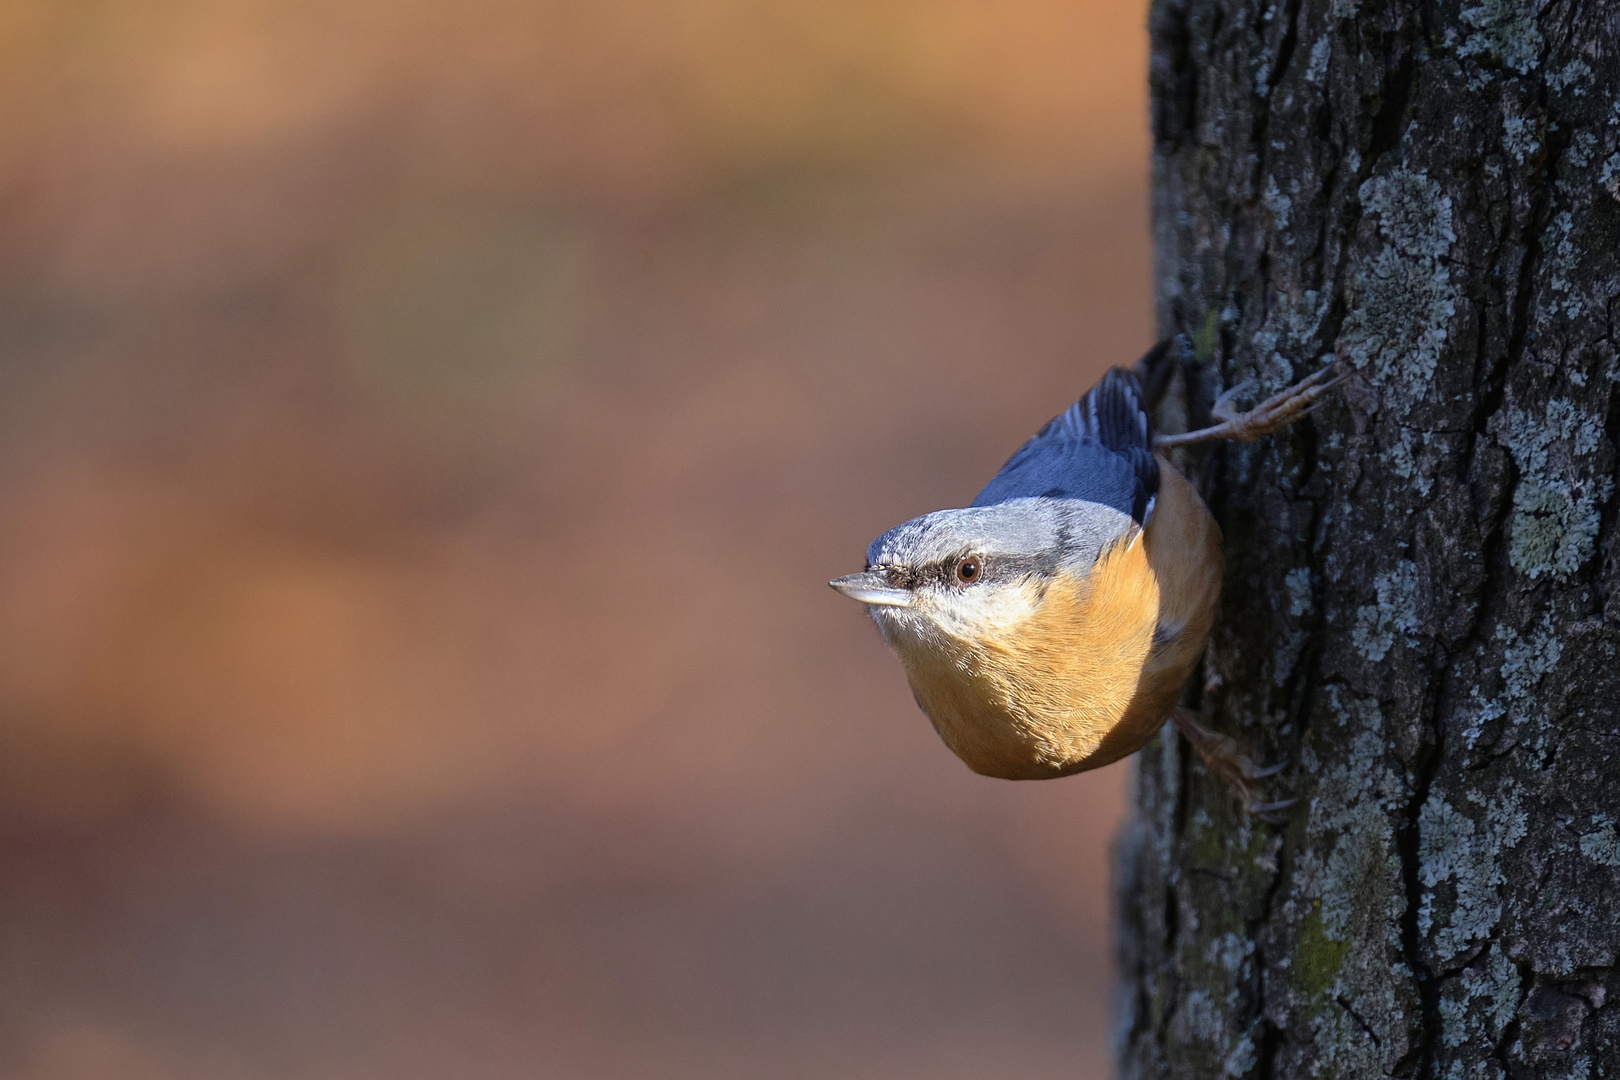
[336,199,587,455]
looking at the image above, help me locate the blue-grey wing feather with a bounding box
[971,367,1160,523]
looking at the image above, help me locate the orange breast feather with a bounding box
[1086,459,1223,769]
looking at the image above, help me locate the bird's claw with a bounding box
[1243,760,1287,780]
[1154,363,1346,450]
[1246,797,1298,819]
[1215,365,1346,443]
[1169,707,1293,818]
[1209,380,1255,425]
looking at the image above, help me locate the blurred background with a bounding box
[0,1,1153,1077]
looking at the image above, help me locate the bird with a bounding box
[829,339,1341,809]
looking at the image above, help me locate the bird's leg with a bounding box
[1154,365,1345,450]
[1169,707,1293,817]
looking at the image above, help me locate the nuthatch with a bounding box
[831,342,1341,807]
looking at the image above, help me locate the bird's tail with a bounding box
[1038,366,1160,523]
[1043,366,1155,451]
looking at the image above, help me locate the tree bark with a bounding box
[1116,2,1620,1078]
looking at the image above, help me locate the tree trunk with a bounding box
[1115,3,1620,1078]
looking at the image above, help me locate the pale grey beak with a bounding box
[829,571,913,607]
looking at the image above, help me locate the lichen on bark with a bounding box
[1117,2,1620,1078]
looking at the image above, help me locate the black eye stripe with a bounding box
[878,552,1060,589]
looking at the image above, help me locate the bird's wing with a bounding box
[971,367,1161,524]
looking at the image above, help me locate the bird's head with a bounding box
[830,498,1135,651]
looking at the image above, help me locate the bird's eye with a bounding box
[956,558,981,584]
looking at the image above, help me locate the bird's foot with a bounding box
[1155,364,1345,450]
[1169,707,1293,818]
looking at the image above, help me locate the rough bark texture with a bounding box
[1116,2,1620,1078]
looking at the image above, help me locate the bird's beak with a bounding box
[829,571,913,607]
